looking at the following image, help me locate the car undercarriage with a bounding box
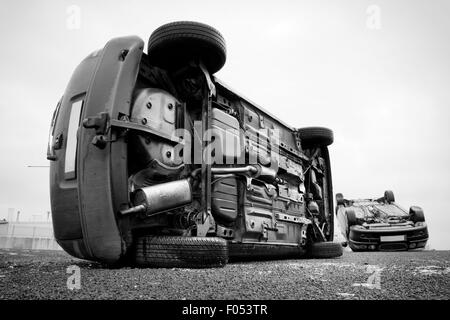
[48,21,342,267]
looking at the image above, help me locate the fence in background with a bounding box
[0,220,61,250]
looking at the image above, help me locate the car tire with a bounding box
[336,193,345,205]
[148,21,227,74]
[346,209,357,227]
[297,127,334,148]
[228,242,303,261]
[384,190,395,203]
[134,236,228,268]
[410,206,425,223]
[309,241,343,258]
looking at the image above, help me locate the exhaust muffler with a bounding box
[120,179,192,216]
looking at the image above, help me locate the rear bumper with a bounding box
[348,225,428,251]
[50,36,144,263]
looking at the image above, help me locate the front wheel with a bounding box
[336,193,345,205]
[346,209,357,227]
[410,206,425,223]
[384,190,395,203]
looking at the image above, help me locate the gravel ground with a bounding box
[0,249,449,300]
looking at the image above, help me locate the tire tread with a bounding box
[134,236,228,268]
[148,21,226,74]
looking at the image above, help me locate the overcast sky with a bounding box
[0,0,449,249]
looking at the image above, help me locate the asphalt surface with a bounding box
[0,248,449,300]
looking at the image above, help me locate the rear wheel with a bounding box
[228,242,304,261]
[134,236,228,268]
[297,127,334,148]
[309,241,343,258]
[148,21,227,74]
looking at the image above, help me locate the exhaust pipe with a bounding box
[120,179,192,216]
[210,165,286,184]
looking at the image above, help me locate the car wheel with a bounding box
[228,242,303,261]
[148,21,227,74]
[346,209,357,227]
[336,193,345,205]
[410,206,425,223]
[384,190,395,203]
[309,241,343,258]
[134,236,228,268]
[297,127,333,148]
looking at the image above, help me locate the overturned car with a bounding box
[47,21,342,267]
[336,191,428,251]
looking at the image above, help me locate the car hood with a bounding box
[351,202,410,224]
